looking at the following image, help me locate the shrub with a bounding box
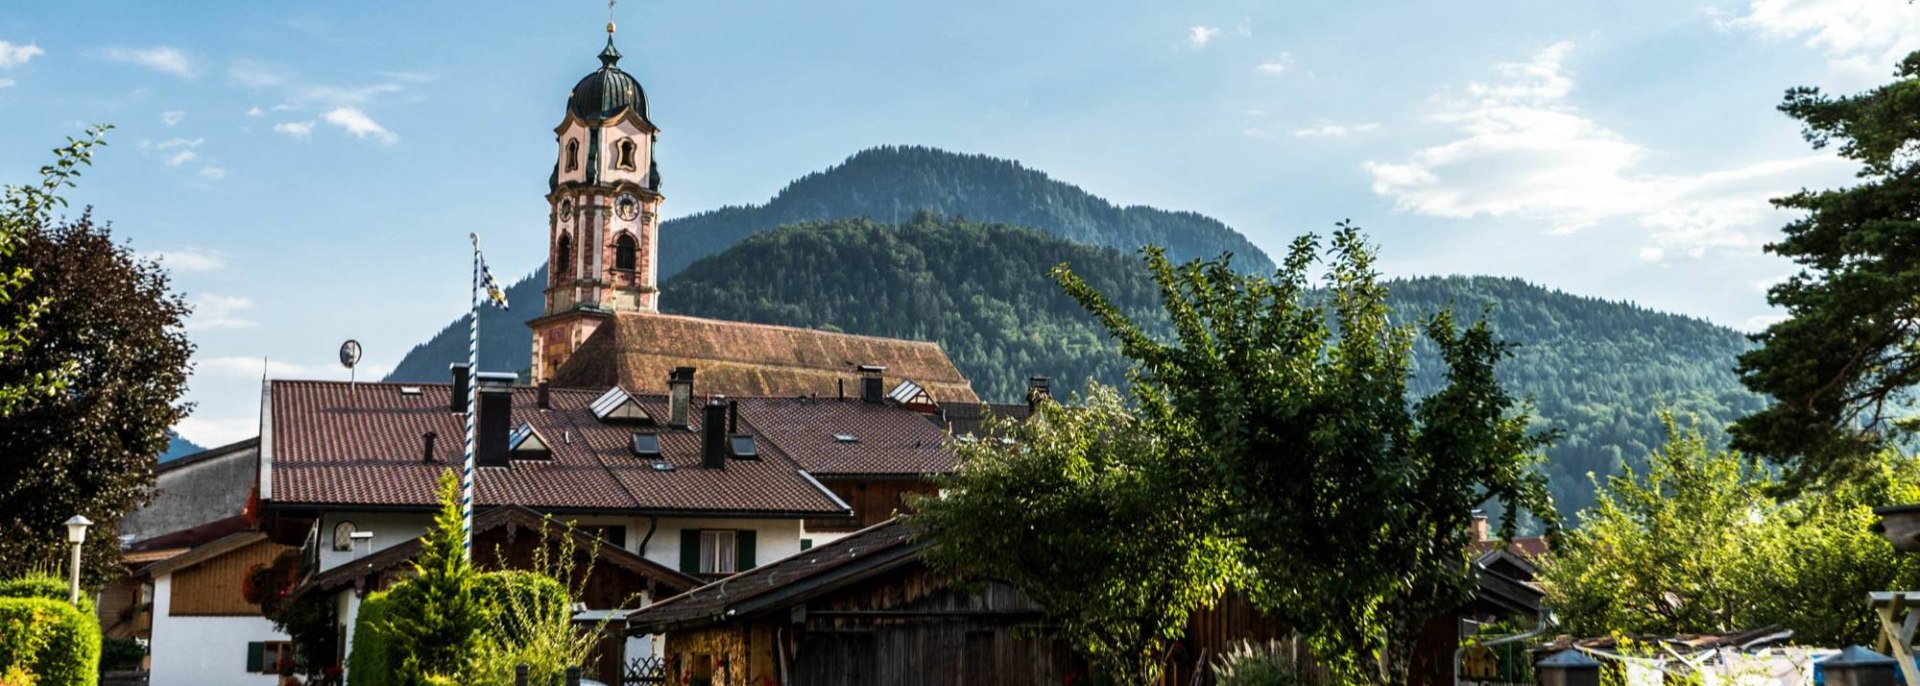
[0,596,102,686]
[469,571,582,686]
[347,590,395,686]
[98,637,144,673]
[1212,640,1308,686]
[0,574,93,616]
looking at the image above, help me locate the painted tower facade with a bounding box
[529,26,663,383]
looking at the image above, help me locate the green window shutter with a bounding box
[737,530,757,571]
[680,529,702,575]
[246,642,264,673]
[800,538,813,551]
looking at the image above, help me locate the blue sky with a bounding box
[1,0,1914,447]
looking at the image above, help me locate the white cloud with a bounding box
[146,247,226,272]
[273,120,315,138]
[228,59,290,88]
[197,165,227,180]
[1364,41,1852,260]
[1189,26,1221,48]
[195,355,391,380]
[0,79,13,89]
[0,41,44,69]
[188,293,258,330]
[161,110,186,127]
[164,150,197,167]
[1255,53,1295,74]
[1719,0,1920,79]
[1744,313,1789,331]
[98,46,197,79]
[155,137,203,150]
[173,415,260,449]
[322,107,397,145]
[246,106,264,117]
[1293,122,1380,138]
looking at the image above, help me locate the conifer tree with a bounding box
[382,472,496,684]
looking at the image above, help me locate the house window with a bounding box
[246,640,296,674]
[555,233,572,277]
[565,139,580,172]
[700,531,737,575]
[617,139,638,170]
[615,233,637,270]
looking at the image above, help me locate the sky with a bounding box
[1,0,1915,448]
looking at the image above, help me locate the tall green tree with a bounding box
[380,472,497,684]
[911,384,1239,686]
[1539,418,1920,646]
[1731,51,1920,491]
[1053,224,1556,686]
[0,128,108,417]
[0,127,196,583]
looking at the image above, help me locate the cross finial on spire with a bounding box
[607,0,617,35]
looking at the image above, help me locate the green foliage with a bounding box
[97,637,145,673]
[1211,640,1310,686]
[0,126,109,419]
[912,384,1239,686]
[1053,224,1556,686]
[1730,50,1920,491]
[377,472,495,684]
[1539,418,1920,645]
[0,574,90,613]
[347,590,396,686]
[0,595,102,686]
[0,129,194,585]
[466,571,579,686]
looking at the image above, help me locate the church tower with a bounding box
[529,22,663,383]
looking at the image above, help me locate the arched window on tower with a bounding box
[555,233,572,278]
[617,139,637,170]
[565,139,580,172]
[615,233,637,271]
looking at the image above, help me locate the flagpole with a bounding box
[463,233,480,562]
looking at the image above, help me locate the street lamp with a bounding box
[63,515,91,605]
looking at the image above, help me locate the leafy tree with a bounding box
[0,127,195,584]
[379,472,496,684]
[911,384,1239,686]
[1540,418,1920,645]
[1731,50,1920,491]
[1052,224,1556,686]
[0,127,109,417]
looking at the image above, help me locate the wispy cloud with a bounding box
[1363,41,1851,260]
[1255,54,1295,74]
[1189,26,1221,48]
[197,166,227,180]
[1294,122,1380,138]
[195,355,391,380]
[228,58,290,88]
[323,107,397,145]
[188,293,258,330]
[273,121,315,138]
[173,415,260,450]
[1717,0,1920,80]
[146,247,226,273]
[164,150,197,167]
[246,106,264,117]
[0,41,44,69]
[154,137,204,150]
[161,110,186,127]
[1241,127,1276,140]
[0,79,14,89]
[98,45,197,79]
[1235,18,1253,38]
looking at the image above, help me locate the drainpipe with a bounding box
[1455,608,1555,686]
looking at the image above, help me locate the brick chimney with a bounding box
[701,400,728,470]
[668,366,695,428]
[448,363,471,413]
[475,372,516,467]
[857,364,886,404]
[1470,509,1490,543]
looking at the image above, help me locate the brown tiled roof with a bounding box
[735,397,955,476]
[1469,535,1551,558]
[548,312,979,404]
[935,402,1033,439]
[267,380,848,516]
[625,518,921,632]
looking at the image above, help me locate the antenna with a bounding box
[340,339,363,391]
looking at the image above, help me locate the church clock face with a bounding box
[616,194,639,221]
[558,198,573,222]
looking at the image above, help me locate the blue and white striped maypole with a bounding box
[463,233,480,561]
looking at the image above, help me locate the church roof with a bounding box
[547,312,980,405]
[568,37,648,122]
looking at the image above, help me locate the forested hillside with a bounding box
[658,217,1763,518]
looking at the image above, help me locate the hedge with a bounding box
[348,571,568,686]
[0,596,102,686]
[0,575,94,616]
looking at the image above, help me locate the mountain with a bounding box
[159,431,205,462]
[658,217,1763,519]
[386,146,1274,382]
[657,146,1275,279]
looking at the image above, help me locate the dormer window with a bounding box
[507,423,553,460]
[617,139,638,170]
[565,139,580,172]
[615,233,637,271]
[590,386,653,423]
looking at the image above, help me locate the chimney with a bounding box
[475,372,516,467]
[1026,375,1053,413]
[448,363,471,413]
[701,400,728,470]
[728,400,739,433]
[858,364,886,404]
[422,431,437,463]
[1470,509,1489,543]
[537,382,551,410]
[668,367,695,427]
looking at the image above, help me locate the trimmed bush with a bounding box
[346,590,395,686]
[0,574,94,616]
[0,596,102,686]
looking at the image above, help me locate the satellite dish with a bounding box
[339,339,363,369]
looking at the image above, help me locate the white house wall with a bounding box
[148,573,287,686]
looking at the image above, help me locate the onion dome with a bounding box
[568,36,647,122]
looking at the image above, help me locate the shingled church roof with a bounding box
[547,312,979,405]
